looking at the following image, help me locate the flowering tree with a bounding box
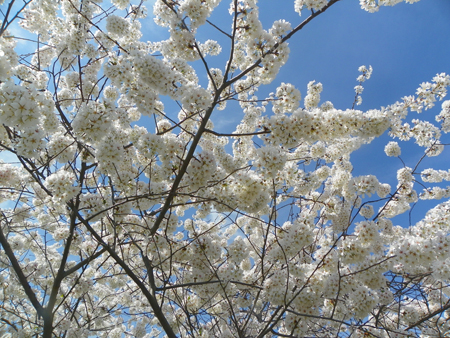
[1,0,450,337]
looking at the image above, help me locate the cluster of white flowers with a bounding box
[348,175,379,198]
[425,141,444,157]
[262,106,390,148]
[354,65,373,105]
[360,0,420,13]
[112,0,130,10]
[359,204,374,218]
[185,150,216,190]
[415,73,450,110]
[178,0,218,29]
[15,128,46,158]
[106,15,131,37]
[95,138,126,167]
[263,269,289,305]
[0,162,25,203]
[395,73,450,116]
[259,42,290,84]
[230,171,270,213]
[420,186,450,200]
[133,52,182,98]
[410,119,441,147]
[200,39,222,56]
[79,193,109,222]
[304,80,322,109]
[254,146,287,178]
[272,82,301,114]
[309,141,326,158]
[72,102,113,143]
[390,203,450,276]
[225,1,291,85]
[397,167,413,185]
[421,168,450,183]
[275,219,314,259]
[384,141,401,157]
[0,49,14,81]
[294,0,328,15]
[377,182,392,198]
[357,65,373,82]
[45,130,77,163]
[0,82,43,130]
[180,85,213,113]
[269,19,292,39]
[436,100,450,132]
[44,169,80,203]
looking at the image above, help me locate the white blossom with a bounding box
[384,141,401,157]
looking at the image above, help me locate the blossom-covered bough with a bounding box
[0,0,449,337]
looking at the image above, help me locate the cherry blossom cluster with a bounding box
[360,0,421,13]
[261,104,390,147]
[354,65,373,106]
[294,0,328,15]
